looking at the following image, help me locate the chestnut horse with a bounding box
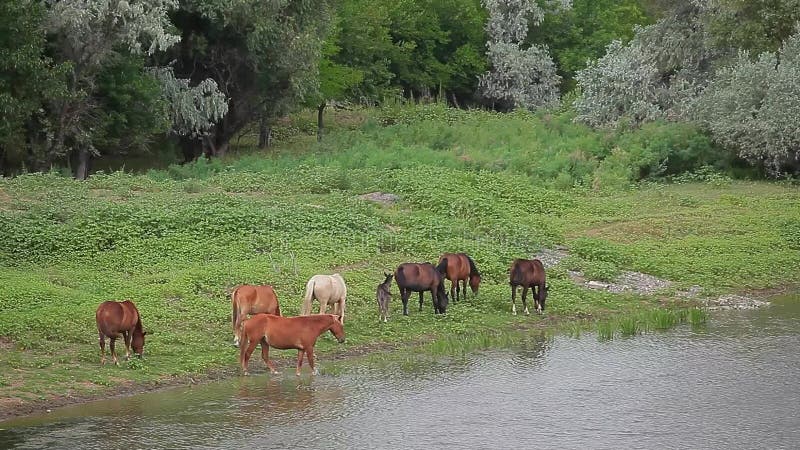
[509,258,549,315]
[395,259,450,315]
[301,274,347,324]
[95,300,147,365]
[231,285,282,347]
[239,313,345,376]
[376,271,393,322]
[438,253,481,302]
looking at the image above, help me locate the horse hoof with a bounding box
[243,371,249,376]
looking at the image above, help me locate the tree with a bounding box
[693,28,800,176]
[310,39,364,142]
[45,0,183,179]
[170,0,333,161]
[479,0,570,110]
[0,0,65,175]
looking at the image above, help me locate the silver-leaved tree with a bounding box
[479,0,570,110]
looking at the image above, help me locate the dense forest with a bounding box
[1,0,799,179]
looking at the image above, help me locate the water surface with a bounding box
[2,296,799,449]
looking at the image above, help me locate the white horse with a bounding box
[301,274,347,323]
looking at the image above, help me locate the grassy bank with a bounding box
[1,106,799,418]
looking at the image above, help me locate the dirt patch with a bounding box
[358,192,400,205]
[0,336,14,350]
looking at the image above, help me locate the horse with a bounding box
[95,300,147,365]
[231,285,282,347]
[239,313,345,376]
[438,253,481,302]
[301,274,347,324]
[376,271,393,322]
[395,259,450,315]
[509,258,549,315]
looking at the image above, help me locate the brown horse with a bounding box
[239,313,345,376]
[395,259,450,315]
[509,258,549,315]
[231,285,282,347]
[376,271,393,322]
[438,253,481,302]
[95,300,147,365]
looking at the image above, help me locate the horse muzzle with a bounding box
[338,338,346,344]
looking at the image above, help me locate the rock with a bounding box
[587,280,610,290]
[358,192,400,205]
[534,247,570,268]
[705,294,770,310]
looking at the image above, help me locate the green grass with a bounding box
[1,106,799,412]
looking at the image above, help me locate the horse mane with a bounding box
[466,255,480,276]
[435,257,448,274]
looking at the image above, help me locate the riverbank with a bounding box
[2,110,799,421]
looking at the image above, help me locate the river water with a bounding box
[1,295,799,449]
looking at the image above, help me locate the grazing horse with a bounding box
[95,300,147,365]
[239,313,345,376]
[395,259,450,315]
[301,274,347,324]
[376,271,393,322]
[231,285,281,347]
[438,252,481,302]
[509,258,549,315]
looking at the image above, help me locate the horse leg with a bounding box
[233,307,241,347]
[307,348,318,375]
[319,301,328,315]
[401,288,410,316]
[98,332,106,365]
[522,286,530,315]
[241,338,259,375]
[419,291,425,312]
[511,285,517,315]
[339,300,346,324]
[462,279,468,301]
[260,338,278,374]
[450,279,457,303]
[123,331,131,360]
[296,350,305,376]
[110,337,119,366]
[533,285,540,313]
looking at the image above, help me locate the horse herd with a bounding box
[95,253,548,375]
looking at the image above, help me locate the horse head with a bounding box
[469,272,482,295]
[132,329,148,356]
[382,271,393,285]
[330,315,346,343]
[537,284,550,312]
[437,281,449,313]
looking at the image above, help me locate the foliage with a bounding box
[151,68,228,138]
[692,28,800,177]
[479,0,569,110]
[529,0,651,93]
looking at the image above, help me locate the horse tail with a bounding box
[231,287,239,332]
[301,277,316,316]
[466,255,480,276]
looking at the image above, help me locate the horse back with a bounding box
[259,314,334,350]
[396,263,441,291]
[235,285,280,316]
[96,300,139,335]
[438,253,469,281]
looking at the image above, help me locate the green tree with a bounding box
[170,0,333,160]
[0,0,65,175]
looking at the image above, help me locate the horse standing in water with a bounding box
[509,258,549,315]
[395,259,450,315]
[301,274,347,324]
[95,300,147,365]
[239,313,345,376]
[376,271,393,322]
[231,285,281,347]
[438,253,481,302]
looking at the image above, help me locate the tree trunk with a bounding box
[317,101,326,142]
[258,117,270,149]
[74,148,91,180]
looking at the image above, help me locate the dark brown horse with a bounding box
[239,313,345,376]
[438,253,481,302]
[509,258,549,315]
[376,271,393,322]
[231,284,281,347]
[395,259,450,315]
[95,300,147,365]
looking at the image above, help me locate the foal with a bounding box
[239,314,345,376]
[376,272,393,322]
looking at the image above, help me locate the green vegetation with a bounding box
[1,107,799,413]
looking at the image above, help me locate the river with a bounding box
[1,295,798,449]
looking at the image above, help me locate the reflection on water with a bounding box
[1,296,799,449]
